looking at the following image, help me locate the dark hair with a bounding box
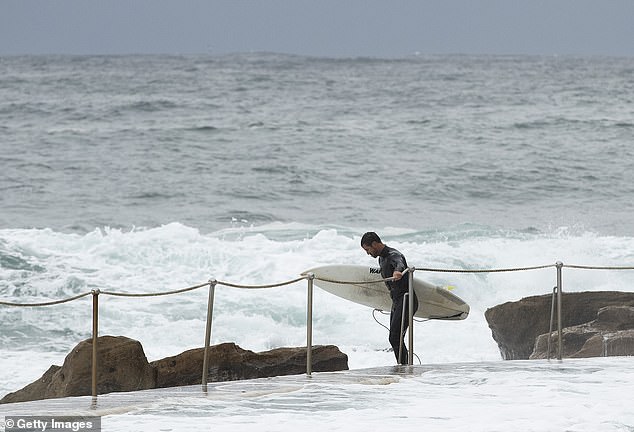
[360,232,381,247]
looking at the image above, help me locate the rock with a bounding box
[531,324,600,359]
[1,336,156,404]
[485,291,634,360]
[571,331,634,358]
[1,337,348,404]
[530,306,634,359]
[0,365,61,405]
[595,306,634,330]
[152,342,348,388]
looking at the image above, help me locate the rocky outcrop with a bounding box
[152,342,348,388]
[1,336,156,404]
[1,336,348,405]
[485,292,634,360]
[530,306,634,358]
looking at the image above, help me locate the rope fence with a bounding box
[99,281,210,298]
[3,262,633,306]
[216,276,307,289]
[1,261,633,398]
[562,264,634,271]
[414,263,556,273]
[0,291,92,307]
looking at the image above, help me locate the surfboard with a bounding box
[303,265,469,320]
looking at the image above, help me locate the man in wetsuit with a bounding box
[361,232,418,365]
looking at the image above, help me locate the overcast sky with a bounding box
[2,0,633,57]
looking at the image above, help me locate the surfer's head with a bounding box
[361,232,384,258]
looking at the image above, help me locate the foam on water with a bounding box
[1,359,633,432]
[2,222,634,400]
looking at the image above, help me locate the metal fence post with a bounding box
[91,289,100,398]
[306,273,314,376]
[547,286,557,361]
[202,279,217,391]
[408,267,415,366]
[556,262,563,360]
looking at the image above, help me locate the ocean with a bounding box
[1,53,633,431]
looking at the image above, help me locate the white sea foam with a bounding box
[1,359,632,432]
[2,223,634,401]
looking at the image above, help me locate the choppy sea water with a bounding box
[1,53,633,430]
[2,54,634,234]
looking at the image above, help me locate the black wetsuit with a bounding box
[379,245,419,364]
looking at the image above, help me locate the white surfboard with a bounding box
[303,265,469,320]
